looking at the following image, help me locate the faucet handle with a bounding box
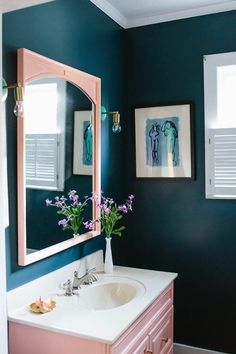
[63,279,74,296]
[86,267,96,274]
[91,273,99,282]
[83,267,98,284]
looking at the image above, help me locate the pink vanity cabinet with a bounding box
[9,283,174,354]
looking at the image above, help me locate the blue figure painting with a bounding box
[161,120,179,166]
[149,123,161,164]
[146,117,179,167]
[83,121,93,166]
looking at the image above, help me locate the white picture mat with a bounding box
[135,104,192,178]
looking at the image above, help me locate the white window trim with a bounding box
[25,78,66,191]
[204,51,236,199]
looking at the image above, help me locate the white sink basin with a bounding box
[78,276,146,311]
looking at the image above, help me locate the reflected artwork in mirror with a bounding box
[17,49,101,265]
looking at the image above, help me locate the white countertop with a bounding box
[8,263,177,344]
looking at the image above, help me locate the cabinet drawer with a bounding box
[149,306,173,354]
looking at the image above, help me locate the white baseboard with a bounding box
[174,343,228,354]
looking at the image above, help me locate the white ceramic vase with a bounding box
[104,237,113,273]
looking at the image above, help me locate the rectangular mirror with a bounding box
[17,48,101,265]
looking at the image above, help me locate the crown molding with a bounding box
[126,1,236,28]
[0,0,54,13]
[89,0,128,28]
[90,0,236,29]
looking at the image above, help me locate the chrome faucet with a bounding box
[72,267,98,289]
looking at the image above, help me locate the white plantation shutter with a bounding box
[25,133,59,189]
[206,128,236,198]
[204,51,236,199]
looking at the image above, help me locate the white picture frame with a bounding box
[135,102,194,179]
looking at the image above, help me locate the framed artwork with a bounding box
[135,102,194,179]
[73,110,93,175]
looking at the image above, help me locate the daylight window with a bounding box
[25,83,59,133]
[24,78,66,190]
[204,52,236,199]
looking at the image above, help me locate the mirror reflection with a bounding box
[24,78,93,253]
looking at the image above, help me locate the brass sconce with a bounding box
[101,110,121,133]
[2,78,24,117]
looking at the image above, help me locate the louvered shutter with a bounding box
[206,128,236,198]
[25,133,59,189]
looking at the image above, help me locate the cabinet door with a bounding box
[111,335,149,354]
[165,346,173,354]
[132,336,149,354]
[149,307,173,354]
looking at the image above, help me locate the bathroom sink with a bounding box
[78,276,146,311]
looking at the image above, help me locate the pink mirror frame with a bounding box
[17,48,101,265]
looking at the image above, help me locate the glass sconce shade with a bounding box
[2,78,24,117]
[101,110,122,133]
[14,100,24,117]
[112,112,121,133]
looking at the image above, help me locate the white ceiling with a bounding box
[0,0,54,13]
[90,0,236,28]
[1,0,236,26]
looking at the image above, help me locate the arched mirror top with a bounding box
[17,48,101,266]
[18,48,100,104]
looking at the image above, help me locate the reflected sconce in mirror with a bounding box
[2,78,24,117]
[101,110,121,133]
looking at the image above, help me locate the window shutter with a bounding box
[25,133,59,189]
[206,128,236,198]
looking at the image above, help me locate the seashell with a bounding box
[30,298,56,314]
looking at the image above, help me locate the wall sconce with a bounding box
[101,110,122,133]
[2,78,24,117]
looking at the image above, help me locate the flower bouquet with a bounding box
[84,193,134,272]
[46,190,90,236]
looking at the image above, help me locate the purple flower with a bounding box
[69,190,79,202]
[59,196,67,202]
[104,206,110,214]
[58,219,68,229]
[118,204,128,213]
[98,203,111,214]
[126,195,135,211]
[83,221,94,230]
[55,201,63,208]
[45,198,52,206]
[69,190,77,196]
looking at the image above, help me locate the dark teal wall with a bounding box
[120,11,236,353]
[4,1,236,352]
[3,0,125,290]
